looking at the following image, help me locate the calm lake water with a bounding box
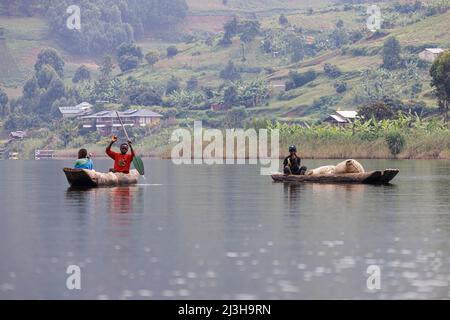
[0,159,449,299]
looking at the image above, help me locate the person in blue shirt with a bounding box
[74,148,94,170]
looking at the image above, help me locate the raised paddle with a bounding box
[115,111,145,175]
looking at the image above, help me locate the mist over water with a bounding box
[0,159,449,299]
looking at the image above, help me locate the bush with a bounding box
[324,63,342,78]
[220,60,241,81]
[334,81,347,93]
[167,46,179,58]
[385,130,406,157]
[285,70,317,90]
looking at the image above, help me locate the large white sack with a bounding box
[306,165,336,176]
[334,159,365,174]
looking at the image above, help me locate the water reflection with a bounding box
[282,183,303,214]
[1,159,450,299]
[109,187,134,215]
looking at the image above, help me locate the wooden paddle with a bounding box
[115,111,145,175]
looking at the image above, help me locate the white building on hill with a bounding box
[418,48,446,62]
[59,102,93,118]
[324,109,358,127]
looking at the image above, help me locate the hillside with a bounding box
[0,0,449,120]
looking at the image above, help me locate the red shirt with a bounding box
[106,149,134,173]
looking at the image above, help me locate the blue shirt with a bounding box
[74,158,94,170]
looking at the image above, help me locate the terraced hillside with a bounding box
[0,0,449,120]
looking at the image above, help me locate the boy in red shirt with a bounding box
[106,135,135,174]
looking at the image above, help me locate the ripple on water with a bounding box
[277,280,299,293]
[162,290,176,297]
[138,289,153,297]
[173,278,186,285]
[178,289,190,297]
[120,290,134,300]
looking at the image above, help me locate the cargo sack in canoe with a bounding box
[306,165,336,176]
[334,159,365,174]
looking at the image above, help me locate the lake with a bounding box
[0,159,449,299]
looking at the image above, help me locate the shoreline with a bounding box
[49,155,450,160]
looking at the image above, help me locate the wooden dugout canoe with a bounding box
[271,169,399,185]
[63,168,140,187]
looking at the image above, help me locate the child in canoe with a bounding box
[283,145,307,175]
[106,135,135,174]
[74,148,94,170]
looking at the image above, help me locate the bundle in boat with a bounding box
[274,159,398,184]
[272,169,399,185]
[63,168,139,187]
[306,159,365,176]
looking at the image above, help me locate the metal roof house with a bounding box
[324,110,358,126]
[418,48,446,62]
[80,109,163,135]
[59,102,93,118]
[10,131,26,139]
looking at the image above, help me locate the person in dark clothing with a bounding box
[283,145,307,175]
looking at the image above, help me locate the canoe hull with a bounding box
[271,169,399,185]
[63,168,139,187]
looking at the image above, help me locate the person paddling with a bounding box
[106,135,135,174]
[74,148,94,170]
[283,145,307,175]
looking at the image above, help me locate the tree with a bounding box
[220,16,238,46]
[430,51,450,123]
[145,51,159,68]
[290,37,304,63]
[186,77,198,90]
[0,89,8,117]
[118,55,141,72]
[166,76,180,95]
[72,65,91,83]
[224,16,238,36]
[382,37,402,70]
[99,55,115,79]
[220,60,241,81]
[330,23,349,48]
[38,78,66,114]
[324,63,342,78]
[279,14,289,26]
[167,46,179,58]
[334,81,347,93]
[60,121,79,147]
[385,130,406,158]
[37,65,59,89]
[225,106,248,128]
[336,19,344,29]
[285,70,317,90]
[117,43,143,72]
[23,77,38,99]
[223,85,238,107]
[357,101,395,121]
[44,0,188,55]
[126,83,163,106]
[34,48,65,78]
[239,20,260,44]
